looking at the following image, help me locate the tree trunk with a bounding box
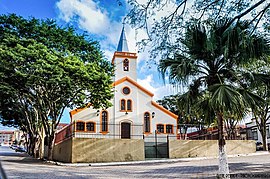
[217,112,230,178]
[260,127,268,151]
[29,135,35,156]
[47,134,55,161]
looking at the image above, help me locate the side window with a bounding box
[252,128,258,140]
[86,122,95,132]
[127,99,132,111]
[123,59,129,71]
[144,112,150,133]
[120,99,126,111]
[166,124,173,134]
[101,111,108,132]
[157,124,164,133]
[76,122,85,131]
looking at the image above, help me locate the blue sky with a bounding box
[0,0,178,127]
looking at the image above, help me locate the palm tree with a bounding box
[159,19,270,177]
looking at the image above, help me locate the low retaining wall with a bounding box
[53,138,145,163]
[169,140,256,158]
[53,138,72,163]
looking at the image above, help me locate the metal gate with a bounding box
[144,131,169,158]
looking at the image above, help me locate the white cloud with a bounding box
[56,0,180,100]
[137,75,179,101]
[56,0,139,61]
[137,75,157,93]
[56,0,110,34]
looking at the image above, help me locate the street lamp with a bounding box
[96,110,100,116]
[152,112,155,118]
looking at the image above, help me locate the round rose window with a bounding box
[123,87,130,95]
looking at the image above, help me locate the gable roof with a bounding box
[70,103,91,118]
[113,76,154,97]
[151,101,178,120]
[70,77,178,120]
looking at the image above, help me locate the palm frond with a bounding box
[238,88,264,110]
[209,84,245,117]
[159,55,197,85]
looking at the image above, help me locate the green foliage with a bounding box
[159,19,270,122]
[127,0,269,60]
[0,14,114,157]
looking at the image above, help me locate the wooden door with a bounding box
[121,122,131,139]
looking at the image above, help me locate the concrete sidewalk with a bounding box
[51,151,269,167]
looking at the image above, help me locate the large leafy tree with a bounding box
[127,0,269,60]
[159,19,270,177]
[0,14,114,160]
[244,58,270,151]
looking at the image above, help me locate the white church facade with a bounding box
[69,27,178,140]
[53,27,256,163]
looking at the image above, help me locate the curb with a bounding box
[47,151,269,167]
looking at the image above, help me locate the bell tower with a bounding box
[112,26,137,81]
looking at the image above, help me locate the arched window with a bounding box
[127,99,132,111]
[157,124,164,133]
[166,124,173,134]
[120,99,126,111]
[101,111,108,132]
[123,59,129,71]
[144,112,150,133]
[76,121,85,131]
[86,122,95,132]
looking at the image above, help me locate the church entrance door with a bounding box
[121,122,131,139]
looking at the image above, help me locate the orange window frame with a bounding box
[123,58,129,71]
[100,110,109,134]
[165,124,174,134]
[75,120,86,132]
[127,99,132,112]
[120,99,126,111]
[156,124,165,134]
[122,86,131,95]
[143,112,151,134]
[86,121,96,133]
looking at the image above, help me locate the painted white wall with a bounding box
[246,120,270,144]
[71,51,177,139]
[114,56,137,81]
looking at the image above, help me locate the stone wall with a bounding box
[169,140,256,158]
[53,138,145,163]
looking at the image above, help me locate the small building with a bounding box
[0,131,14,145]
[187,125,247,140]
[246,119,270,144]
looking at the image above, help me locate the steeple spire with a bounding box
[117,22,129,52]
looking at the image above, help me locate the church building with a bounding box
[69,26,178,139]
[53,27,255,163]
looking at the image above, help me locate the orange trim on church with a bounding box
[112,51,137,64]
[70,103,91,117]
[113,76,154,97]
[151,101,178,119]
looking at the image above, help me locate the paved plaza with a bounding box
[1,146,270,178]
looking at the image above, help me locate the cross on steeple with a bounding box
[122,17,126,26]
